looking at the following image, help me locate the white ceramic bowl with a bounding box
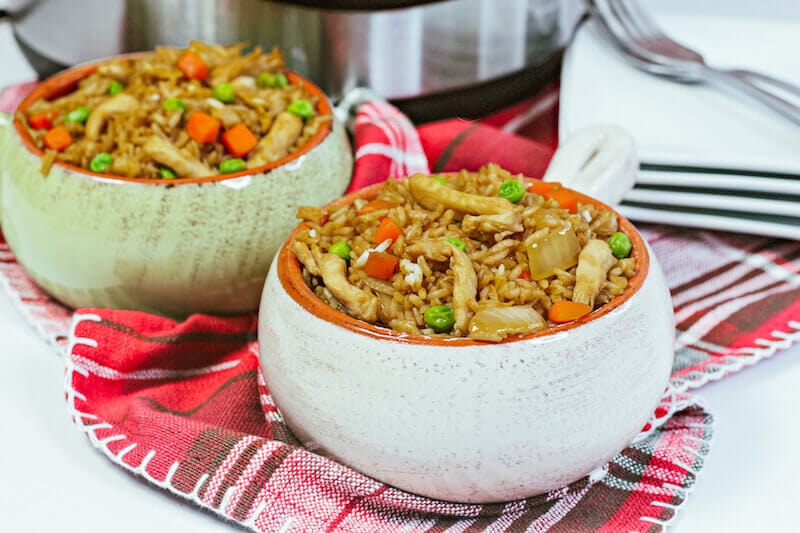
[258,181,674,503]
[0,58,352,317]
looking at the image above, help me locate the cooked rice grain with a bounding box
[24,42,327,179]
[295,164,637,339]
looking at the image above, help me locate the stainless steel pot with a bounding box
[11,0,580,119]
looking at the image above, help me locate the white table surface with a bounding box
[1,5,799,531]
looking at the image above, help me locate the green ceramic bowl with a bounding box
[0,59,352,317]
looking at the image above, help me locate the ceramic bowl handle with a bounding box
[543,125,638,206]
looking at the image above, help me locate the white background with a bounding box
[1,2,799,531]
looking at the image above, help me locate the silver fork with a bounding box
[588,0,800,125]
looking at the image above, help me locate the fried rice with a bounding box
[293,164,637,342]
[21,42,329,179]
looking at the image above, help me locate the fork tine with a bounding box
[605,0,645,41]
[618,0,663,38]
[613,0,706,63]
[591,0,654,62]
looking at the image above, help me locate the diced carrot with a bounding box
[374,217,402,244]
[186,112,221,144]
[221,124,258,157]
[548,301,592,324]
[28,111,57,130]
[177,50,208,81]
[364,251,398,279]
[527,180,561,195]
[548,188,580,213]
[358,198,395,215]
[43,126,73,152]
[518,271,531,281]
[528,180,580,213]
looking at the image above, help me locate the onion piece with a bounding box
[361,277,395,295]
[468,305,547,342]
[526,227,581,280]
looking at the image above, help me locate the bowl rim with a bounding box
[276,175,651,346]
[13,52,333,185]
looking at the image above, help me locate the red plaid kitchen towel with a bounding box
[3,85,800,532]
[65,310,708,533]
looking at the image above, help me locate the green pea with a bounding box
[219,158,246,174]
[433,176,447,186]
[256,71,288,89]
[212,82,236,103]
[287,99,315,120]
[498,179,525,204]
[608,232,633,259]
[163,97,186,112]
[65,106,90,124]
[257,72,275,89]
[88,152,112,173]
[158,167,177,179]
[107,80,124,96]
[444,237,467,251]
[328,241,352,263]
[423,305,456,333]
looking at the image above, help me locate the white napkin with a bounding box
[560,15,800,174]
[559,14,800,239]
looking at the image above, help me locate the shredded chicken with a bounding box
[96,61,131,82]
[319,254,379,322]
[231,76,256,91]
[247,111,303,168]
[73,76,110,98]
[408,174,512,215]
[461,209,524,236]
[572,239,616,307]
[142,136,214,177]
[84,94,139,139]
[590,209,619,237]
[208,47,264,87]
[212,104,259,130]
[293,241,320,277]
[405,240,478,333]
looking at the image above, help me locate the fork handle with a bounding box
[725,69,800,100]
[704,68,800,127]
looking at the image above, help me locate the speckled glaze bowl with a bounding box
[0,58,352,316]
[258,179,674,503]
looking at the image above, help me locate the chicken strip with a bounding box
[142,136,214,177]
[404,240,478,333]
[319,254,379,322]
[293,240,320,277]
[97,61,131,82]
[247,111,303,168]
[408,174,512,215]
[461,209,523,237]
[572,239,616,307]
[85,94,138,139]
